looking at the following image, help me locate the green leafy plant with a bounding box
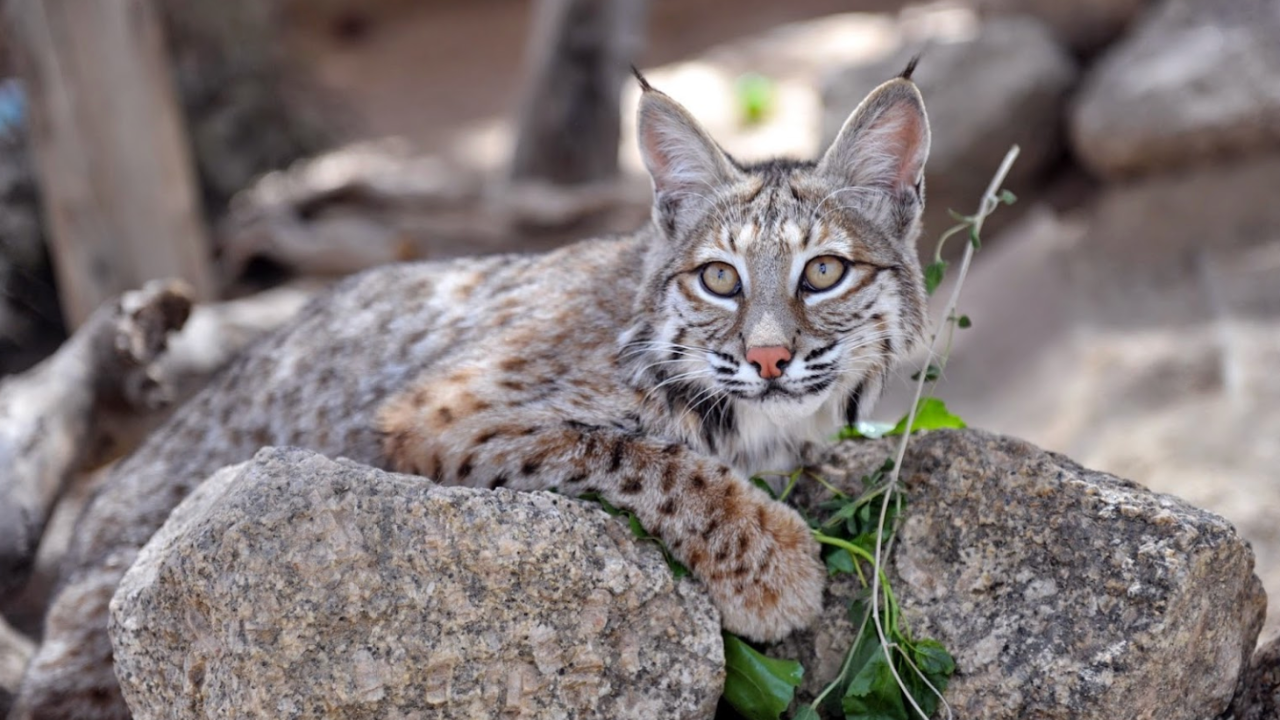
[722,633,805,720]
[736,73,776,126]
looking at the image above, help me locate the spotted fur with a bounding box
[16,70,930,719]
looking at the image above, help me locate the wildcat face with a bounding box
[623,69,930,471]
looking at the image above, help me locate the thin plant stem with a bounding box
[869,145,1021,720]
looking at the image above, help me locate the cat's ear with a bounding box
[817,68,930,204]
[635,71,740,211]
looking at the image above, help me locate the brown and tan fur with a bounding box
[14,70,930,718]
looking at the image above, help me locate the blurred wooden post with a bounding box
[6,0,215,329]
[510,0,647,185]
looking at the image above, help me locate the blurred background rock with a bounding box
[1,0,1278,648]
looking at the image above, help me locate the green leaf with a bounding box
[923,260,947,295]
[999,189,1017,205]
[736,73,775,126]
[843,646,908,720]
[968,225,981,249]
[751,476,779,499]
[910,364,941,382]
[912,639,955,677]
[821,500,862,529]
[578,491,621,515]
[901,638,954,718]
[946,208,971,223]
[956,314,972,329]
[792,706,822,720]
[721,633,803,720]
[824,546,856,576]
[887,398,967,436]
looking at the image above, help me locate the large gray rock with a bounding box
[880,156,1280,639]
[975,0,1151,54]
[767,430,1266,720]
[822,17,1076,237]
[1071,0,1280,178]
[109,448,723,719]
[1065,154,1280,327]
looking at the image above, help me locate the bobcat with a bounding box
[15,67,930,718]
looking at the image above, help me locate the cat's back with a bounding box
[157,234,642,470]
[67,236,643,571]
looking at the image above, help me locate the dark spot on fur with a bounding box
[661,462,679,493]
[475,429,501,445]
[658,498,677,516]
[701,518,720,540]
[608,439,626,473]
[490,474,509,489]
[620,475,644,494]
[689,472,706,490]
[501,356,530,373]
[458,456,474,480]
[521,459,541,476]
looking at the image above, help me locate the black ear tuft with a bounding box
[899,54,922,81]
[631,65,654,92]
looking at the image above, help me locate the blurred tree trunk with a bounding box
[6,0,215,329]
[510,0,647,186]
[1,0,333,332]
[155,0,333,217]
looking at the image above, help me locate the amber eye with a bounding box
[700,262,741,297]
[802,256,847,292]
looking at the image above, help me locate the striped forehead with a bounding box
[728,220,802,250]
[711,218,854,256]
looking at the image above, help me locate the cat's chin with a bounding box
[740,390,833,426]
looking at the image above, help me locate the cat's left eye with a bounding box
[802,256,847,293]
[700,262,741,297]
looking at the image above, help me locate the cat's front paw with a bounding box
[693,494,824,642]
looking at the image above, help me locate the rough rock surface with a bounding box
[1230,634,1280,720]
[885,157,1280,635]
[766,430,1266,720]
[1071,0,1280,178]
[975,0,1151,54]
[109,447,723,720]
[822,17,1076,236]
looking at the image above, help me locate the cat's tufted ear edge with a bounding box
[634,75,740,205]
[817,70,930,199]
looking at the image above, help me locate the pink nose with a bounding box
[746,345,792,380]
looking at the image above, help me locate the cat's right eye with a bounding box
[700,262,741,298]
